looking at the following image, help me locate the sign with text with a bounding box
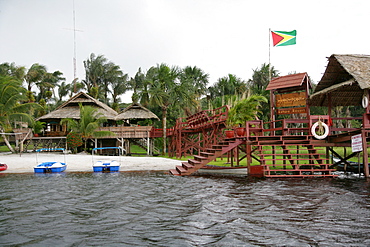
[277,107,307,115]
[276,92,307,108]
[351,134,363,152]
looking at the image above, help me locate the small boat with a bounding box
[33,148,67,173]
[92,147,123,172]
[0,163,7,172]
[197,165,248,175]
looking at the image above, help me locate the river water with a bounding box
[0,172,369,246]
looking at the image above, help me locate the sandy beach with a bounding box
[0,152,182,173]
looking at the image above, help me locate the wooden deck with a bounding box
[169,113,370,178]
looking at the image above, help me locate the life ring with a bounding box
[311,121,329,139]
[362,95,369,108]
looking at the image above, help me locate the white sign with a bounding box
[351,134,363,152]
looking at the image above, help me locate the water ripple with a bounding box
[0,173,369,246]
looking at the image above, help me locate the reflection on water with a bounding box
[0,172,369,246]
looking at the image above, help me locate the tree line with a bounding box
[0,53,281,125]
[1,52,362,152]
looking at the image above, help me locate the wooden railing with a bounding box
[244,115,363,138]
[170,105,229,133]
[98,126,153,138]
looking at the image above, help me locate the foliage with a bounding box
[0,75,42,152]
[83,53,129,104]
[227,95,268,127]
[32,121,46,134]
[66,132,83,151]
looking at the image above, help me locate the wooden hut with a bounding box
[37,92,118,136]
[309,54,370,177]
[100,102,160,155]
[309,54,370,109]
[33,93,161,155]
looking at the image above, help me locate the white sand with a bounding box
[0,152,182,173]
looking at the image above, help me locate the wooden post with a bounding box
[361,129,369,177]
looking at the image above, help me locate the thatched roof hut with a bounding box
[37,92,118,121]
[115,103,159,122]
[309,54,370,106]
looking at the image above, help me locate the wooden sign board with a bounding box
[276,92,306,108]
[277,107,307,115]
[351,134,363,152]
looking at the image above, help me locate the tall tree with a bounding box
[130,68,150,105]
[147,63,182,154]
[0,62,26,80]
[0,76,41,152]
[37,70,65,102]
[111,73,129,111]
[247,63,279,122]
[179,66,209,114]
[83,53,107,92]
[248,63,279,96]
[208,74,247,108]
[83,53,126,104]
[24,63,47,93]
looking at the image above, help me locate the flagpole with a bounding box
[268,28,271,82]
[268,28,275,127]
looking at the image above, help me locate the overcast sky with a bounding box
[1,0,369,102]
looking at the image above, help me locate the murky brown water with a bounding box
[1,172,369,246]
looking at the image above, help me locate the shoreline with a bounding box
[0,152,182,174]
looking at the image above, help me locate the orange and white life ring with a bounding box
[311,121,329,139]
[362,95,369,108]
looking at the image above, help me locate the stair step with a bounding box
[194,155,208,160]
[188,159,202,165]
[176,165,189,174]
[200,152,215,157]
[169,169,180,176]
[182,162,194,170]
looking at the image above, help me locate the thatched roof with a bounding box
[309,54,370,106]
[115,103,159,121]
[266,72,312,92]
[37,92,118,121]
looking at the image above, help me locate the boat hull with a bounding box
[0,163,7,172]
[198,166,248,175]
[93,161,120,172]
[34,162,67,173]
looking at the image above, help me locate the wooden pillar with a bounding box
[361,129,369,177]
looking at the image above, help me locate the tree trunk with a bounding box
[0,127,15,153]
[162,107,167,156]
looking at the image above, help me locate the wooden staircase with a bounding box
[255,136,337,178]
[169,138,244,176]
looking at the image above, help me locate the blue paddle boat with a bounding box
[33,148,67,173]
[92,147,122,172]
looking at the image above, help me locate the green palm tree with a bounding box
[111,73,129,111]
[0,76,42,152]
[0,62,26,80]
[227,95,268,127]
[25,63,47,93]
[60,103,115,150]
[179,66,209,114]
[130,67,150,105]
[147,63,181,154]
[208,74,247,108]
